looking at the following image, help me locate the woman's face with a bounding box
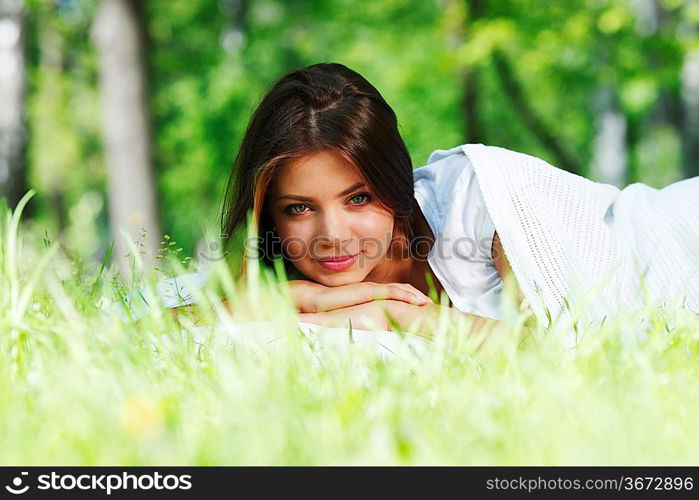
[267,150,396,287]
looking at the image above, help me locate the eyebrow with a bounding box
[277,182,366,202]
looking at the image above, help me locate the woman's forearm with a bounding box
[384,301,499,341]
[298,299,504,345]
[389,301,528,352]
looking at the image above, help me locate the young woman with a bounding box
[217,62,527,341]
[217,62,699,340]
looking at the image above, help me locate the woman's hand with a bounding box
[298,299,515,349]
[298,299,447,339]
[287,279,433,313]
[298,299,403,332]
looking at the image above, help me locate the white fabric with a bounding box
[186,321,431,361]
[118,271,429,357]
[109,270,209,321]
[153,270,209,309]
[460,143,699,331]
[413,147,504,320]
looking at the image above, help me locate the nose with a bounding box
[314,208,355,253]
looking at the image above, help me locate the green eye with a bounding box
[287,204,309,215]
[349,193,370,205]
[285,195,368,215]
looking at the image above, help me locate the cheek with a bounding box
[353,210,394,259]
[275,222,313,260]
[352,210,393,238]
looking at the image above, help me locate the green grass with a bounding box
[1,193,698,465]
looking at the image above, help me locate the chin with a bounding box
[300,264,370,287]
[313,271,364,287]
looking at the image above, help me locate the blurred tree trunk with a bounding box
[680,0,699,181]
[463,0,485,144]
[463,0,581,173]
[92,0,161,277]
[590,86,627,186]
[681,42,699,179]
[491,50,583,175]
[281,0,304,71]
[631,0,686,181]
[221,0,246,52]
[625,0,661,185]
[194,0,248,268]
[0,0,28,210]
[37,1,67,231]
[633,0,662,35]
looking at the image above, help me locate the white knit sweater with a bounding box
[464,143,699,332]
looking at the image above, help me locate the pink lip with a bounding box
[316,253,358,262]
[315,253,360,271]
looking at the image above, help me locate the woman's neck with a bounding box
[364,198,447,299]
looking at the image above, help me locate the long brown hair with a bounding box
[220,62,415,282]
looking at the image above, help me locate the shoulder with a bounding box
[425,144,469,164]
[413,144,475,195]
[415,145,498,259]
[491,230,526,304]
[491,231,507,278]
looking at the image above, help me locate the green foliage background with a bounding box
[21,0,697,263]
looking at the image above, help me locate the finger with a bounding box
[381,284,429,305]
[389,283,433,304]
[392,282,432,301]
